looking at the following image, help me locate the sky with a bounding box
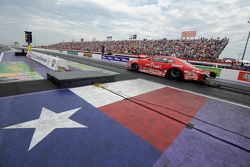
[0,0,250,60]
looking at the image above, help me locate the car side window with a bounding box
[153,58,175,63]
[154,58,165,63]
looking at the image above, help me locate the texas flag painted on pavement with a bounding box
[1,79,249,167]
[0,89,161,167]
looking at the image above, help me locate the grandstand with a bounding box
[0,44,10,53]
[47,38,229,61]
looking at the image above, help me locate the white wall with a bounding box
[26,51,68,71]
[219,69,239,81]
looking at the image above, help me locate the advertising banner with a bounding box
[195,66,222,77]
[181,31,196,38]
[107,36,112,41]
[67,50,78,55]
[101,55,129,62]
[237,71,250,82]
[27,44,32,51]
[84,52,92,57]
[26,52,68,71]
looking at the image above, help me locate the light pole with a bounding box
[242,17,250,60]
[34,36,36,47]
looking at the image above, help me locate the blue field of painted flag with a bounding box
[0,89,161,167]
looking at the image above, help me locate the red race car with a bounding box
[127,56,216,81]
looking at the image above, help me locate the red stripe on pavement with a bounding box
[99,87,207,152]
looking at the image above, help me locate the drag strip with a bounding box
[36,50,250,107]
[1,53,249,166]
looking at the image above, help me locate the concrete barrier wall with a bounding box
[219,69,239,81]
[196,66,250,83]
[31,48,250,83]
[26,51,69,71]
[92,54,101,59]
[78,52,84,57]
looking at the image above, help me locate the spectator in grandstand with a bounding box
[101,45,105,55]
[47,37,229,61]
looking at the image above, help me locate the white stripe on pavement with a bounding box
[70,85,123,108]
[101,79,165,98]
[70,79,165,108]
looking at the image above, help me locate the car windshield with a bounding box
[179,59,200,70]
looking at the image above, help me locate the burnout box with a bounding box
[47,71,115,88]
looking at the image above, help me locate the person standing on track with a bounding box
[101,45,105,55]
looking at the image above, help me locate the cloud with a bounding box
[0,0,250,59]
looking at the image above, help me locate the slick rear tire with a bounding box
[167,68,183,80]
[131,64,139,71]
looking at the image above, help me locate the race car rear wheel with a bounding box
[210,72,217,78]
[167,68,183,80]
[131,63,139,71]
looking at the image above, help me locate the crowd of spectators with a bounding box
[48,37,229,61]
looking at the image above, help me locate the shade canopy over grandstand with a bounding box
[48,38,229,61]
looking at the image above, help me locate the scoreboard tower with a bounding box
[25,31,32,51]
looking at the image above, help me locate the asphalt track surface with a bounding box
[1,50,250,167]
[35,50,250,107]
[1,78,249,167]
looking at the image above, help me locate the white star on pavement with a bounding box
[3,107,87,151]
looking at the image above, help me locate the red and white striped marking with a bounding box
[70,79,207,151]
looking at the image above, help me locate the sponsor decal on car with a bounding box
[144,63,151,67]
[152,65,161,69]
[172,64,183,68]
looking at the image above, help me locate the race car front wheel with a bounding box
[131,64,139,71]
